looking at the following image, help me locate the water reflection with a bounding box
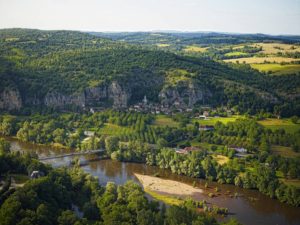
[6,137,300,225]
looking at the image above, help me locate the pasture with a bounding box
[98,123,133,136]
[224,57,300,64]
[250,63,300,75]
[258,118,300,133]
[224,51,248,57]
[212,155,229,165]
[183,45,208,53]
[193,115,243,126]
[153,115,179,127]
[271,145,300,158]
[250,43,300,54]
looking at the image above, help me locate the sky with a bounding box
[0,0,299,35]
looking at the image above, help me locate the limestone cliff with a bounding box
[108,81,130,108]
[44,92,85,108]
[0,88,22,111]
[159,81,211,108]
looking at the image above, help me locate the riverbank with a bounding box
[134,173,203,197]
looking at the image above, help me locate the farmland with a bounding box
[250,63,300,75]
[271,145,300,158]
[249,43,300,54]
[224,57,300,64]
[183,45,208,53]
[258,118,300,133]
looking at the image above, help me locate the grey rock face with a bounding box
[108,81,130,108]
[159,81,210,108]
[44,92,85,108]
[0,88,22,111]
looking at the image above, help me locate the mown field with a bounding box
[250,43,300,54]
[98,123,134,136]
[224,57,300,64]
[258,118,300,134]
[193,116,243,126]
[250,63,300,75]
[153,115,179,127]
[183,45,208,53]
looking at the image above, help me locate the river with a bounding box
[5,136,300,225]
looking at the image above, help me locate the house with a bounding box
[199,125,214,131]
[30,171,44,179]
[203,111,209,117]
[232,147,247,153]
[84,131,95,137]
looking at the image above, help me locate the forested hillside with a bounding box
[0,29,299,116]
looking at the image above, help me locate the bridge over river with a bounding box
[39,149,105,161]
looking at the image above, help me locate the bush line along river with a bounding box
[5,136,300,225]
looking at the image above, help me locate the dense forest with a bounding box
[0,29,299,116]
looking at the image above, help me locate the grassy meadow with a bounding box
[258,118,300,134]
[224,57,300,64]
[271,145,300,158]
[183,45,208,53]
[250,63,300,75]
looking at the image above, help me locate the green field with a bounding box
[98,123,134,136]
[271,145,300,158]
[183,45,207,53]
[193,116,243,126]
[250,63,300,75]
[258,118,300,133]
[153,115,179,127]
[224,51,248,57]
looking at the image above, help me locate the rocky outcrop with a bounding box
[108,81,130,108]
[42,81,130,109]
[0,88,22,111]
[159,81,211,108]
[44,92,85,108]
[0,80,209,111]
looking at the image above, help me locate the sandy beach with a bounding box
[134,173,203,196]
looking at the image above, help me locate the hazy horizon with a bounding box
[0,0,300,35]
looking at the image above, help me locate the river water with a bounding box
[6,137,300,225]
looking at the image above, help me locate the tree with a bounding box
[0,138,10,155]
[105,136,119,155]
[291,116,298,124]
[57,210,79,225]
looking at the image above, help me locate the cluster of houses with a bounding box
[127,96,195,115]
[173,145,249,158]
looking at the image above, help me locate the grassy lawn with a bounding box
[250,63,300,75]
[258,118,300,133]
[144,188,183,206]
[271,145,300,158]
[183,45,207,53]
[212,155,229,165]
[153,115,179,127]
[193,115,243,126]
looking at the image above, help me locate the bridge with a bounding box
[39,149,105,161]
